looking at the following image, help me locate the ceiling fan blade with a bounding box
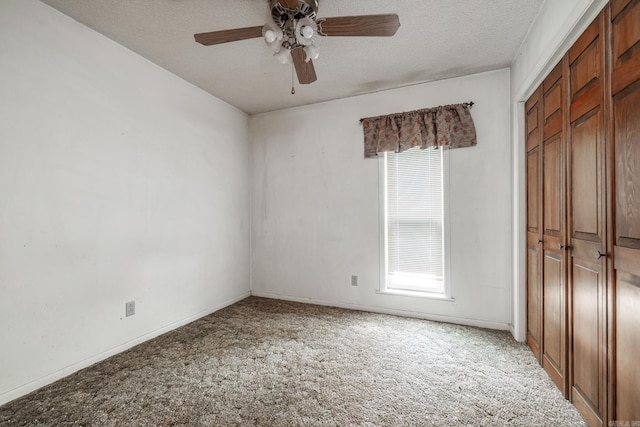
[291,47,317,84]
[194,26,263,46]
[320,14,400,37]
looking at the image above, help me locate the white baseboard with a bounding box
[251,291,512,332]
[0,292,250,407]
[509,324,525,342]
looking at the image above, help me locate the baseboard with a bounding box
[251,291,511,331]
[0,291,250,407]
[510,324,521,342]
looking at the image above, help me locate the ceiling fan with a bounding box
[194,0,400,87]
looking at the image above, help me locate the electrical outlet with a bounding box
[125,301,135,317]
[351,275,358,286]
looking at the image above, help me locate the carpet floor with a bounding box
[0,297,585,426]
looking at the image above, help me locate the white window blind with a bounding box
[385,146,444,293]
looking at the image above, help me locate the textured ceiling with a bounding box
[39,0,544,115]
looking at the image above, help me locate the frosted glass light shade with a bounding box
[262,24,283,52]
[294,17,317,46]
[304,44,319,62]
[275,48,291,65]
[264,30,277,43]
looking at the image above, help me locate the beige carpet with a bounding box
[0,297,584,426]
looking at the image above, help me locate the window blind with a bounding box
[385,146,444,292]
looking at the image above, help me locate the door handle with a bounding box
[537,238,543,243]
[595,250,606,260]
[558,244,570,250]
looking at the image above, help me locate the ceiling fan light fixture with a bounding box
[264,30,277,43]
[294,17,317,46]
[262,24,283,51]
[303,44,319,62]
[274,48,292,65]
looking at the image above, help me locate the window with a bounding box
[380,146,449,297]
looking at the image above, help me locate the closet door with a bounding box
[567,12,608,426]
[526,88,543,362]
[610,0,640,421]
[542,61,569,396]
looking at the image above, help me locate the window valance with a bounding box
[360,102,476,158]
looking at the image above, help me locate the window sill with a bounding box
[376,289,455,302]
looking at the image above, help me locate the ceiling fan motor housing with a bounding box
[270,0,319,30]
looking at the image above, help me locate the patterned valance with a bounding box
[360,102,476,158]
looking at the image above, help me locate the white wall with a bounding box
[251,69,512,330]
[510,0,608,101]
[0,0,250,405]
[509,0,607,341]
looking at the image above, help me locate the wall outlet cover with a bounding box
[125,301,135,317]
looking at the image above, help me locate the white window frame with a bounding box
[377,148,453,301]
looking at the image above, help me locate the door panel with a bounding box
[568,12,607,426]
[571,111,601,237]
[528,149,540,231]
[543,250,565,391]
[572,262,600,403]
[570,42,599,101]
[614,84,640,248]
[541,60,568,397]
[544,64,565,140]
[544,135,563,236]
[544,83,563,125]
[571,250,605,427]
[543,253,563,365]
[611,0,640,94]
[611,0,640,422]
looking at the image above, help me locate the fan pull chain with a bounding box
[291,62,295,95]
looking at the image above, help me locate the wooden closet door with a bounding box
[610,0,640,421]
[542,61,569,396]
[567,12,608,427]
[526,88,543,362]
